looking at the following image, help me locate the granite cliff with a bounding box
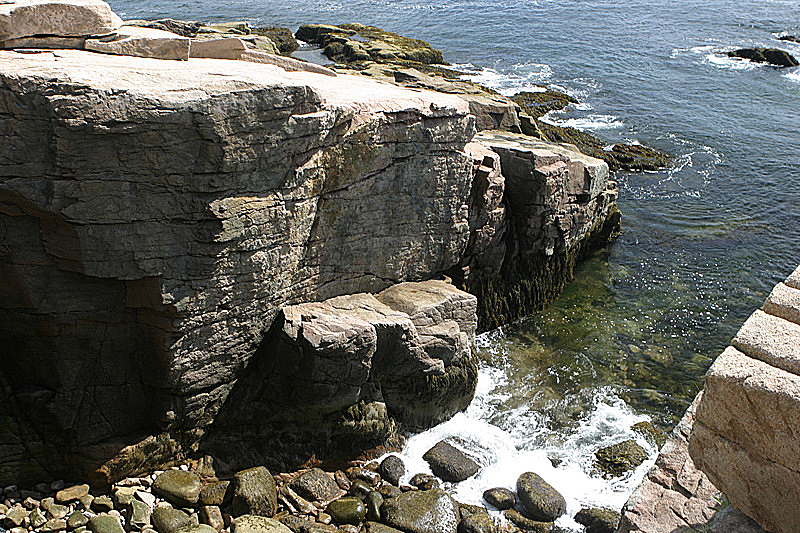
[0,11,620,486]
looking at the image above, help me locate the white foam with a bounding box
[706,53,760,71]
[450,62,553,96]
[382,355,658,532]
[541,113,623,130]
[785,70,800,83]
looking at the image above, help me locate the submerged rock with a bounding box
[421,441,479,482]
[595,440,648,477]
[726,47,799,67]
[516,472,566,522]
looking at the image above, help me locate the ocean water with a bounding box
[107,0,800,527]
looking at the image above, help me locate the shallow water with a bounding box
[108,0,800,525]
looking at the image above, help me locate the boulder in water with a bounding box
[595,439,648,477]
[574,507,620,533]
[726,47,799,67]
[515,472,566,522]
[421,440,479,482]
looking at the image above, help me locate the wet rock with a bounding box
[87,514,125,533]
[67,511,89,529]
[408,474,439,491]
[152,506,191,533]
[631,421,667,448]
[232,467,277,517]
[726,47,799,67]
[422,440,479,482]
[129,500,152,530]
[56,485,90,503]
[153,470,202,507]
[510,90,578,119]
[199,506,224,531]
[346,467,381,486]
[482,488,515,510]
[326,497,366,525]
[516,472,566,522]
[232,515,292,533]
[365,491,383,522]
[574,507,620,533]
[378,456,405,486]
[377,483,401,500]
[290,469,343,502]
[503,510,552,533]
[199,481,231,507]
[595,440,648,477]
[458,511,498,533]
[347,479,372,500]
[381,489,458,533]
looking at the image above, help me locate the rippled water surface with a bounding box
[108,0,800,526]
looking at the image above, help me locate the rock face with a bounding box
[462,131,620,330]
[726,47,799,67]
[689,265,800,533]
[0,0,122,42]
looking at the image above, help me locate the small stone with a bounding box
[334,471,351,492]
[199,506,223,531]
[152,506,191,533]
[68,511,89,529]
[503,510,552,533]
[42,518,69,532]
[129,500,152,530]
[516,472,566,522]
[23,496,40,509]
[56,485,90,504]
[198,482,230,507]
[30,507,48,528]
[377,456,405,486]
[112,487,137,508]
[88,514,125,533]
[231,514,292,533]
[574,507,620,533]
[92,496,114,513]
[152,471,202,508]
[135,490,156,508]
[232,467,277,517]
[408,474,438,491]
[317,512,332,525]
[347,480,372,500]
[364,491,383,522]
[41,498,55,511]
[482,488,515,510]
[78,495,94,511]
[422,441,479,482]
[290,469,342,503]
[4,506,27,527]
[377,483,401,500]
[326,497,366,525]
[48,504,70,520]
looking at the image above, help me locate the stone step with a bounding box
[732,309,800,376]
[764,281,800,326]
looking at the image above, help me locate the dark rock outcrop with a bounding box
[421,440,479,482]
[778,35,799,43]
[726,47,799,67]
[595,440,648,478]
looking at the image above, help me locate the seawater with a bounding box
[107,0,800,527]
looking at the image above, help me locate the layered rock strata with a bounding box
[0,49,475,484]
[689,264,800,533]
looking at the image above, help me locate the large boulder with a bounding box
[232,467,277,517]
[381,488,459,533]
[421,440,479,482]
[516,472,566,522]
[152,470,202,507]
[0,0,122,42]
[85,25,190,60]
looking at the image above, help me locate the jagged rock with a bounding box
[482,488,515,510]
[619,393,721,533]
[377,456,405,486]
[152,470,202,507]
[516,472,566,522]
[381,489,458,533]
[290,469,342,503]
[574,507,620,533]
[199,481,232,506]
[421,440,479,482]
[127,18,202,37]
[0,0,122,42]
[232,467,277,517]
[232,515,292,533]
[128,500,152,529]
[595,440,648,477]
[200,506,224,532]
[726,47,799,67]
[85,25,190,60]
[67,511,89,529]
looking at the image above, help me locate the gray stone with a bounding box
[48,504,69,519]
[86,26,190,60]
[289,469,342,503]
[232,467,277,517]
[112,487,137,508]
[482,488,515,510]
[574,507,619,533]
[0,0,122,42]
[381,489,458,533]
[135,490,156,508]
[152,470,202,507]
[151,507,191,533]
[325,497,365,525]
[92,496,114,513]
[4,506,27,527]
[67,511,89,529]
[198,482,230,507]
[30,507,48,528]
[88,515,125,533]
[128,500,152,530]
[56,485,90,503]
[421,440,479,482]
[377,456,405,486]
[708,507,768,533]
[231,515,292,533]
[764,282,800,326]
[516,472,566,522]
